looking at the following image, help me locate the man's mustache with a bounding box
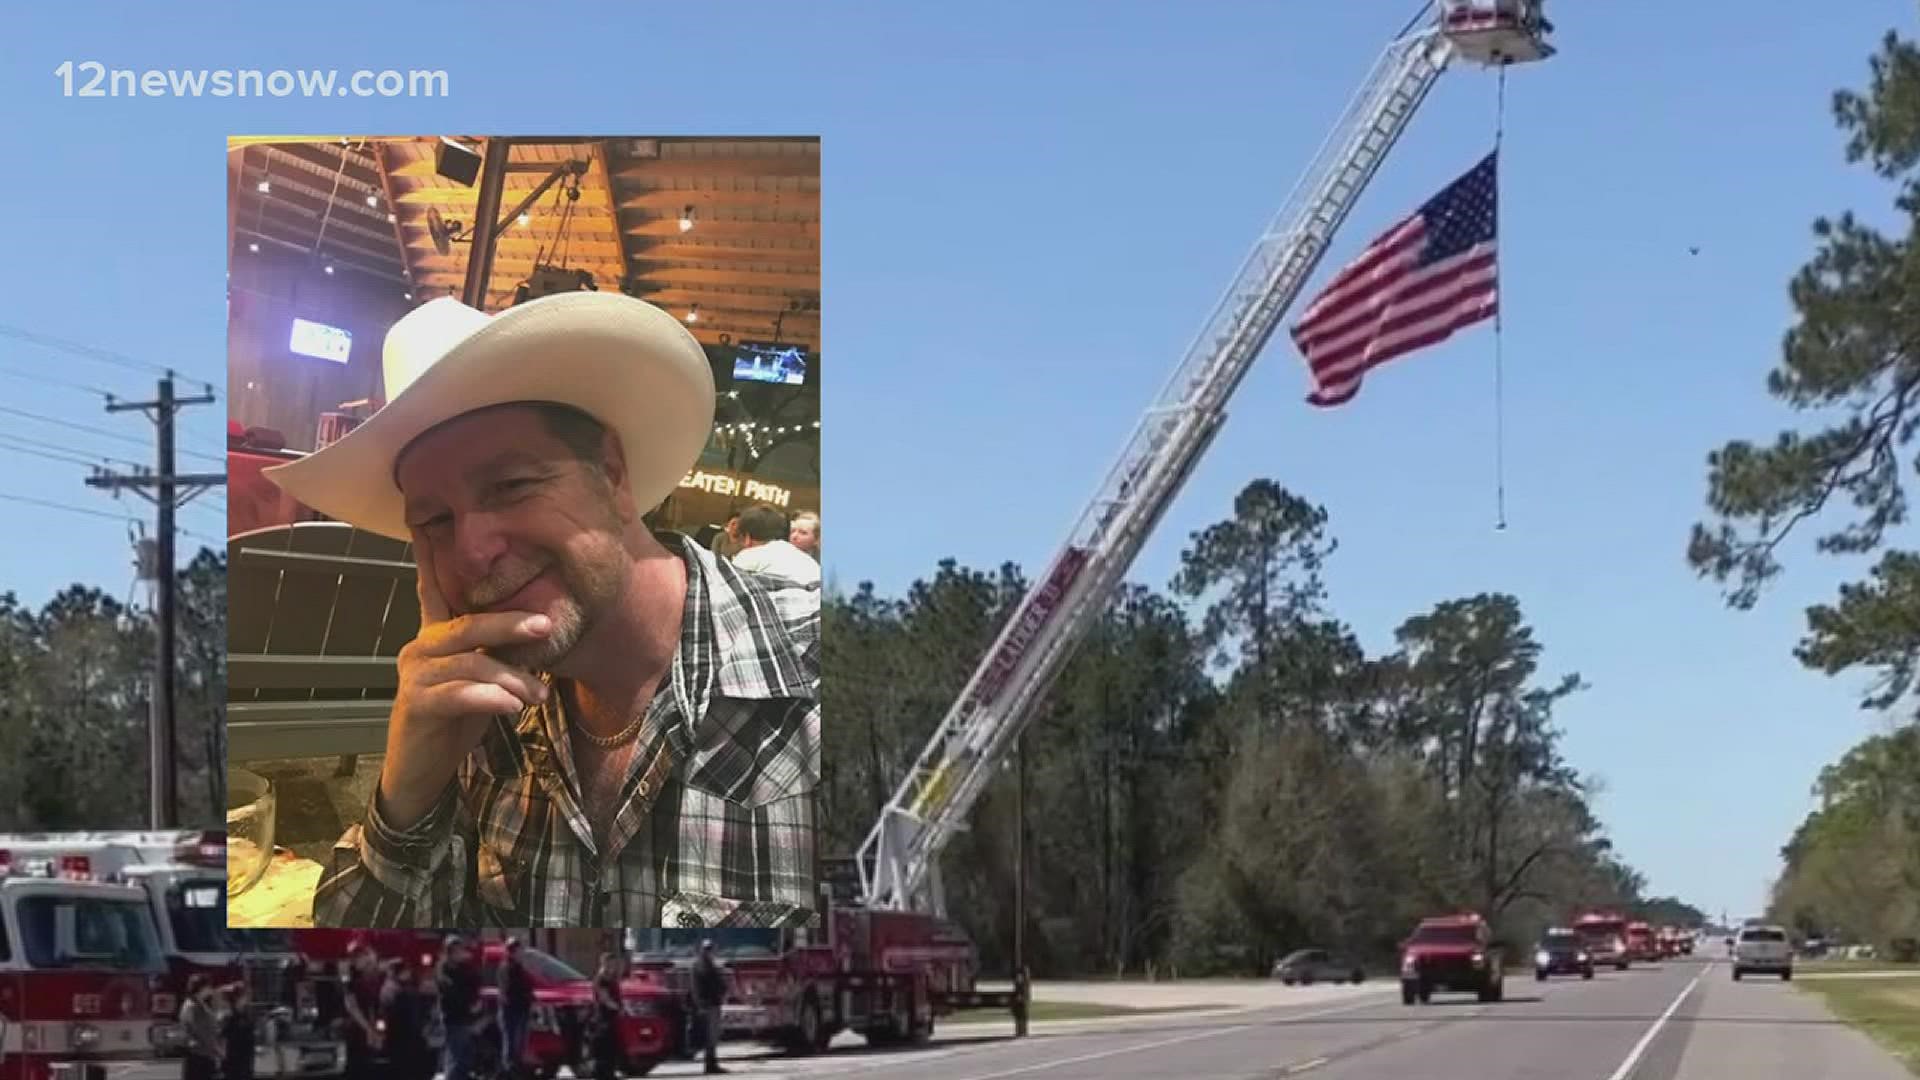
[464,559,553,609]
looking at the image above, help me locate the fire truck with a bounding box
[641,1,1558,1060]
[1572,912,1632,971]
[0,852,172,1080]
[628,900,1002,1055]
[0,834,341,1077]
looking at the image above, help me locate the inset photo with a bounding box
[225,136,821,929]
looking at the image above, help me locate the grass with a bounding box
[1799,977,1920,1075]
[943,1001,1210,1024]
[1801,958,1920,975]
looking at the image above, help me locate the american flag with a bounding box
[1290,151,1499,407]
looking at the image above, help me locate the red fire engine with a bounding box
[0,852,171,1080]
[630,878,1026,1055]
[1572,911,1632,971]
[0,833,342,1077]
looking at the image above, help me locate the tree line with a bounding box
[0,549,226,830]
[1690,24,1920,958]
[825,481,1696,977]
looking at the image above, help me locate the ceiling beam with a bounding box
[234,226,408,283]
[372,142,416,292]
[625,219,818,243]
[638,288,822,316]
[629,265,817,290]
[622,238,820,261]
[588,141,632,289]
[615,188,819,215]
[612,155,819,181]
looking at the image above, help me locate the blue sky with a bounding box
[6,1,1911,922]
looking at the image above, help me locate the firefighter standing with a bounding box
[178,975,221,1080]
[379,960,433,1080]
[692,941,728,1076]
[590,953,623,1080]
[341,944,383,1080]
[220,983,256,1080]
[438,937,484,1080]
[497,939,535,1080]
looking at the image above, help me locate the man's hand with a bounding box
[377,538,553,830]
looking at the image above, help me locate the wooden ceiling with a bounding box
[228,136,821,352]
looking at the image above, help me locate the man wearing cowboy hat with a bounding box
[273,291,820,928]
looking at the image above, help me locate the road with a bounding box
[643,955,1912,1079]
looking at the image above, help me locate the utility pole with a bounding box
[86,372,223,828]
[1014,731,1029,1038]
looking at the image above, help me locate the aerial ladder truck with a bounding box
[856,1,1554,918]
[673,3,1558,1057]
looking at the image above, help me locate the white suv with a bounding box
[1733,925,1793,981]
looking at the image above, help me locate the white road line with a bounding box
[1285,1056,1329,1073]
[947,997,1384,1080]
[1602,962,1710,1080]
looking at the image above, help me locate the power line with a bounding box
[0,490,136,523]
[0,404,225,465]
[0,488,216,551]
[0,361,115,397]
[0,321,214,387]
[0,431,144,470]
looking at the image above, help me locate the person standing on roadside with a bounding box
[437,937,484,1080]
[178,976,221,1080]
[340,943,383,1080]
[379,960,433,1080]
[590,952,624,1080]
[692,940,729,1075]
[221,983,257,1080]
[498,939,535,1079]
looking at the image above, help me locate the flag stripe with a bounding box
[1307,295,1499,406]
[1294,242,1494,355]
[1289,151,1499,406]
[1294,217,1425,324]
[1303,249,1496,373]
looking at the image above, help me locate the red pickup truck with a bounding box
[475,942,672,1078]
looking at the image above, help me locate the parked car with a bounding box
[1272,948,1364,985]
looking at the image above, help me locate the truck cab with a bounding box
[1573,913,1630,971]
[1626,922,1655,962]
[0,833,341,1077]
[474,942,669,1079]
[0,861,169,1080]
[1398,912,1504,1005]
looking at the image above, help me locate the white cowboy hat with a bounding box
[263,292,715,541]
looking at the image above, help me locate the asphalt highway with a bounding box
[648,955,1913,1080]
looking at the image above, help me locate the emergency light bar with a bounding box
[172,832,225,868]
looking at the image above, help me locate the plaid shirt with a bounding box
[312,534,820,928]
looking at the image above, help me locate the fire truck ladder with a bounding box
[857,3,1554,915]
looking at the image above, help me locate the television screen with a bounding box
[732,342,808,386]
[290,318,352,364]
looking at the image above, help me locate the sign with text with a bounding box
[679,468,793,508]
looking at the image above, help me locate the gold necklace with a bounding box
[556,680,648,750]
[573,711,645,749]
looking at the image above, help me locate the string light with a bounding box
[712,419,819,461]
[716,420,820,436]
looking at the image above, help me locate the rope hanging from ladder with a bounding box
[1492,60,1509,532]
